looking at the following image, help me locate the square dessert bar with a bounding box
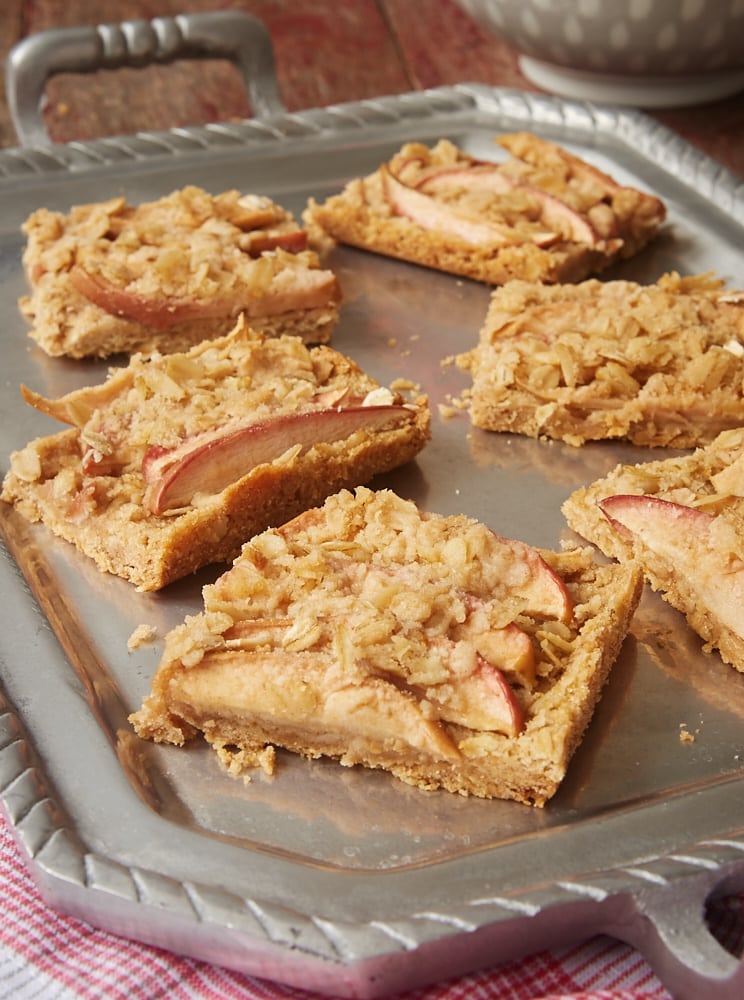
[1,321,429,590]
[460,272,744,447]
[131,487,642,805]
[305,131,665,285]
[20,185,341,358]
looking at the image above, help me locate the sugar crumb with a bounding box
[128,623,157,650]
[391,377,420,393]
[438,402,459,420]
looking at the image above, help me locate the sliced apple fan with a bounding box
[1,322,430,591]
[305,131,665,285]
[563,427,744,673]
[131,487,643,806]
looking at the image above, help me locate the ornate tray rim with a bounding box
[0,85,743,999]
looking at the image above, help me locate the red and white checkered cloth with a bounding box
[0,810,740,1000]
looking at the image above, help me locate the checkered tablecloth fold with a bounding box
[2,812,741,1000]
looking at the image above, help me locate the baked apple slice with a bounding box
[599,494,744,643]
[69,259,338,331]
[421,652,525,736]
[169,642,461,761]
[143,403,416,513]
[381,166,557,248]
[417,164,601,246]
[476,621,536,688]
[480,531,574,625]
[224,617,527,737]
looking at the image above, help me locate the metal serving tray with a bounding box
[1,18,743,999]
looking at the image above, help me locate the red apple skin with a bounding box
[426,657,525,737]
[415,641,526,737]
[69,261,338,330]
[476,655,526,735]
[143,404,414,514]
[487,530,574,625]
[70,265,226,330]
[381,166,557,248]
[599,493,744,642]
[415,164,599,245]
[529,189,599,245]
[417,164,515,196]
[219,616,526,736]
[382,165,513,246]
[599,493,709,540]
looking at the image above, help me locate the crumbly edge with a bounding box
[130,491,643,805]
[562,427,744,672]
[1,336,430,590]
[23,292,339,358]
[22,270,340,359]
[460,273,744,448]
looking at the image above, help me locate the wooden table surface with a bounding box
[2,0,744,180]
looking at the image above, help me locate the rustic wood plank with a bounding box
[0,0,26,147]
[382,0,529,91]
[12,0,412,145]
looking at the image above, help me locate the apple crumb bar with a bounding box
[1,321,429,591]
[131,487,643,805]
[563,428,744,673]
[20,185,341,358]
[459,272,744,447]
[305,132,665,285]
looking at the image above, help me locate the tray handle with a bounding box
[618,872,744,1000]
[5,11,286,148]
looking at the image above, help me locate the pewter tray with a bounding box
[1,75,744,998]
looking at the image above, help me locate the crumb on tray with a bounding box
[128,623,158,650]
